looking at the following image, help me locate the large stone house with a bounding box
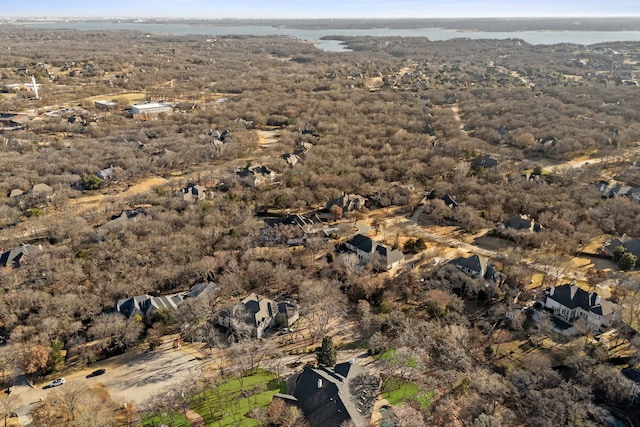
[544,284,617,330]
[218,293,299,339]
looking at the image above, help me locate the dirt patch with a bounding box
[255,129,279,146]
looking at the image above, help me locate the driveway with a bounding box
[12,338,204,426]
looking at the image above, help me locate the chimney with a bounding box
[349,358,355,365]
[317,379,322,389]
[595,295,601,305]
[549,287,555,296]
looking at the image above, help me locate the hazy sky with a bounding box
[5,0,640,19]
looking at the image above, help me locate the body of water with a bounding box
[21,21,640,52]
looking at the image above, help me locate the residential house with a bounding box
[115,294,185,319]
[0,113,29,130]
[181,182,206,203]
[0,244,39,269]
[97,167,116,180]
[440,194,458,209]
[114,282,217,320]
[94,100,119,111]
[270,360,378,427]
[598,183,640,203]
[235,165,277,187]
[326,192,366,213]
[499,214,543,233]
[470,154,498,170]
[103,208,150,229]
[262,213,324,245]
[450,254,504,284]
[283,153,301,166]
[544,283,617,330]
[602,235,640,259]
[218,293,299,339]
[345,234,404,270]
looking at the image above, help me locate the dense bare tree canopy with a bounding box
[0,25,639,426]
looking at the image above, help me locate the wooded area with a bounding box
[1,26,640,426]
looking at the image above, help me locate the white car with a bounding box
[49,378,65,387]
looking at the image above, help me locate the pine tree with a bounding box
[317,336,337,367]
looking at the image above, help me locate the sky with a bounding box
[4,0,640,19]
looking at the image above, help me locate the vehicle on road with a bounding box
[280,328,293,335]
[49,378,65,387]
[86,369,106,378]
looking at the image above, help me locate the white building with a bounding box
[130,102,173,116]
[545,284,617,331]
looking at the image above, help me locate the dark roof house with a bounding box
[450,254,504,284]
[0,244,38,269]
[603,235,640,258]
[181,182,206,203]
[470,154,498,170]
[271,361,378,427]
[500,214,543,233]
[545,283,617,331]
[345,234,404,270]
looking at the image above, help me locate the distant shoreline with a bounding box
[6,17,640,33]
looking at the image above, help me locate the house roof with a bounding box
[0,244,35,268]
[502,214,542,232]
[451,254,487,276]
[284,362,371,427]
[346,234,404,268]
[471,154,498,169]
[547,284,616,317]
[346,234,375,253]
[441,194,458,208]
[114,283,217,318]
[606,237,640,256]
[241,293,278,327]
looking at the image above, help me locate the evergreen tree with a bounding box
[317,336,337,367]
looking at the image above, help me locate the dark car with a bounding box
[86,369,106,378]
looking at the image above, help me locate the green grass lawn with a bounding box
[191,369,285,427]
[143,413,190,427]
[381,378,419,405]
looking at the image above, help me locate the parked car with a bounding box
[49,378,65,387]
[279,328,293,335]
[86,369,106,378]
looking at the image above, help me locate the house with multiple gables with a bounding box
[544,283,617,331]
[235,165,277,187]
[326,192,366,213]
[0,244,40,269]
[597,183,640,204]
[114,282,218,320]
[602,235,640,259]
[498,214,543,234]
[262,213,324,246]
[470,154,498,170]
[345,234,404,270]
[218,293,299,339]
[269,360,378,427]
[180,182,206,203]
[450,254,504,284]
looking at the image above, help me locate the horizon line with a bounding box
[4,15,640,20]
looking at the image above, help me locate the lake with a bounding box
[20,21,640,52]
